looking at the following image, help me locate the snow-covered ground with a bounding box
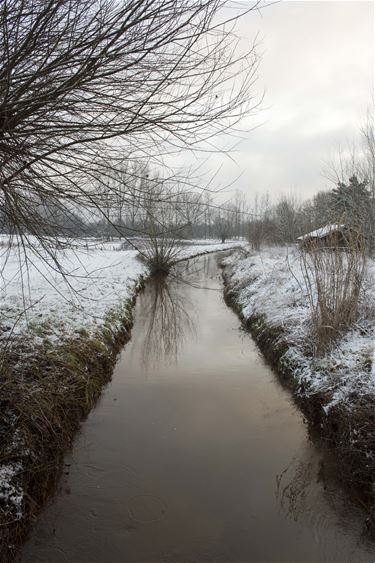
[224,246,375,412]
[0,238,242,345]
[0,237,243,521]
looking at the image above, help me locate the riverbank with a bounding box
[222,246,375,527]
[22,251,375,563]
[0,239,241,561]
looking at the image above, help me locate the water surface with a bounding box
[23,254,374,562]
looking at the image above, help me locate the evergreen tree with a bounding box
[331,175,371,228]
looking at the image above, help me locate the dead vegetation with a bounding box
[299,231,366,354]
[222,266,375,533]
[0,294,140,562]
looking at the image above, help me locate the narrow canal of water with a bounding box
[23,253,375,562]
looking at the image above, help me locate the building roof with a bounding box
[297,224,346,241]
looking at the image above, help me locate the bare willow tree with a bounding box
[130,175,188,272]
[0,0,261,263]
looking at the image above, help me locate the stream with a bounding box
[23,253,375,562]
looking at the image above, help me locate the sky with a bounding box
[174,0,374,203]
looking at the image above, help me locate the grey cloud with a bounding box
[176,1,374,203]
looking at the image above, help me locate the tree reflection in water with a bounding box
[276,456,317,522]
[140,271,196,369]
[274,446,369,539]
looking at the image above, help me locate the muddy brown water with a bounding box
[23,253,375,562]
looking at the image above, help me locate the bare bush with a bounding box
[300,231,366,354]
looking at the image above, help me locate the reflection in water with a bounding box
[140,272,196,369]
[23,253,375,563]
[276,456,316,522]
[275,446,372,551]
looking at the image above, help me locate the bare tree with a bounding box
[175,191,204,240]
[130,175,198,273]
[231,189,248,239]
[214,210,232,243]
[0,0,261,259]
[203,192,215,239]
[247,192,273,250]
[273,194,303,243]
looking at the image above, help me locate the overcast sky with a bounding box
[176,0,374,203]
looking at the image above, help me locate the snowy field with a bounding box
[224,246,375,411]
[0,237,242,346]
[0,237,244,521]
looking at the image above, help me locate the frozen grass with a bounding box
[223,246,375,517]
[0,246,146,344]
[0,238,241,345]
[223,245,375,411]
[0,237,242,538]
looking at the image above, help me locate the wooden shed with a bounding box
[297,224,364,250]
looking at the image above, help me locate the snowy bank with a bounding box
[223,246,375,518]
[0,238,242,346]
[0,238,242,560]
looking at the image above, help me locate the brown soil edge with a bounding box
[221,266,375,532]
[0,247,237,562]
[0,275,147,563]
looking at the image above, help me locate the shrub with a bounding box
[300,232,366,354]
